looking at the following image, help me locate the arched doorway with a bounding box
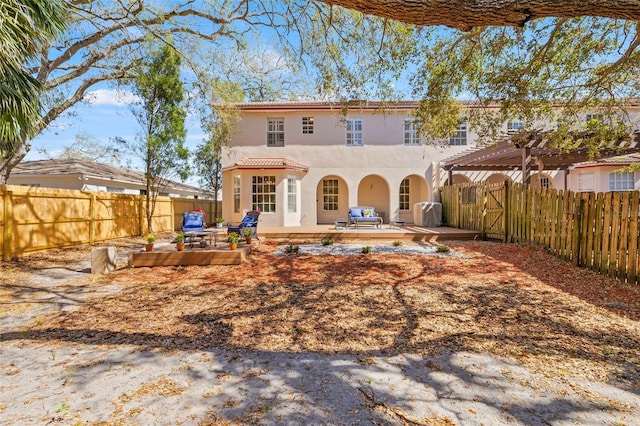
[357,175,390,223]
[316,175,349,224]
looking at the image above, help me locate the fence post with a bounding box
[89,193,96,244]
[572,197,584,266]
[481,185,488,239]
[503,181,510,242]
[2,186,14,261]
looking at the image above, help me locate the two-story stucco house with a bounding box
[221,101,640,227]
[221,101,483,227]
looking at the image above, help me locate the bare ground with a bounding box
[1,238,639,425]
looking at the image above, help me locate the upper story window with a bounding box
[267,117,284,147]
[302,117,314,134]
[578,172,595,192]
[449,120,467,146]
[586,113,604,124]
[609,171,634,191]
[345,118,363,146]
[403,119,420,145]
[507,120,524,134]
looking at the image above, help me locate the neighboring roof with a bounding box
[12,159,202,193]
[441,131,640,172]
[222,157,309,172]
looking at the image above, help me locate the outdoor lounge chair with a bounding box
[347,206,382,228]
[181,211,218,247]
[227,210,260,241]
[182,211,206,233]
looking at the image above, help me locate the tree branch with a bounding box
[317,0,640,30]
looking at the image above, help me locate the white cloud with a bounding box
[84,89,140,106]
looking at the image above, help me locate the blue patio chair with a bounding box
[227,210,260,241]
[182,212,206,233]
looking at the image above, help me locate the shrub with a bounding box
[321,238,334,246]
[145,233,156,244]
[392,240,403,247]
[436,244,450,253]
[361,246,371,254]
[227,232,241,243]
[284,243,299,254]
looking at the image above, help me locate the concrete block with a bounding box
[91,246,117,274]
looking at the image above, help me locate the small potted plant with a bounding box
[227,232,240,250]
[242,227,253,244]
[175,232,185,251]
[215,217,225,228]
[145,233,156,252]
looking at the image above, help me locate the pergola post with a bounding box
[521,146,531,184]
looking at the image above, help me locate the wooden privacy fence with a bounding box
[440,181,640,285]
[0,185,220,260]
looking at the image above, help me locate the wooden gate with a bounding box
[482,182,507,241]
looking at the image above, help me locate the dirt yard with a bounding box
[1,238,639,425]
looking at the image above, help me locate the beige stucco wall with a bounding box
[222,105,470,226]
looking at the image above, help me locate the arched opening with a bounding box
[443,174,472,186]
[485,173,513,185]
[316,175,349,224]
[357,175,391,223]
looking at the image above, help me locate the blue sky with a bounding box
[27,84,207,179]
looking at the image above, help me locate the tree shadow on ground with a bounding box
[1,242,639,423]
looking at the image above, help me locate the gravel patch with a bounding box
[274,242,467,257]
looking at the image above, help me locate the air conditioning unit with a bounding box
[413,202,442,227]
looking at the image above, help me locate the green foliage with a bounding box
[125,40,188,233]
[145,234,156,244]
[392,240,403,247]
[0,0,66,173]
[361,246,372,254]
[175,232,185,243]
[227,232,241,243]
[411,18,640,152]
[436,244,450,253]
[321,238,335,246]
[284,243,299,254]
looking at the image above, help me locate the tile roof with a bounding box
[12,158,202,193]
[223,157,309,172]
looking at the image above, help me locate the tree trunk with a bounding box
[319,0,640,30]
[0,137,30,184]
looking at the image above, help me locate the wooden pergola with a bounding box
[441,130,640,185]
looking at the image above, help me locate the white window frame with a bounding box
[608,171,634,191]
[449,120,467,146]
[252,175,276,213]
[399,178,410,210]
[403,119,420,145]
[287,175,297,213]
[346,118,363,146]
[578,172,595,192]
[507,120,524,133]
[323,179,339,211]
[267,117,284,147]
[233,175,241,213]
[586,113,604,124]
